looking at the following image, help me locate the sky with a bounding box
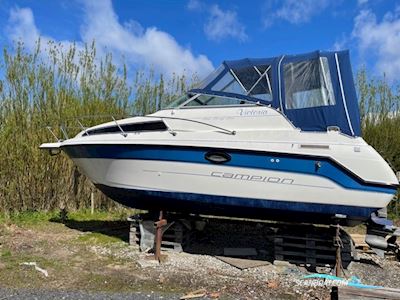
[0,0,399,81]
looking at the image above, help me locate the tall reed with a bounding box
[357,68,400,216]
[0,40,192,212]
[357,68,400,171]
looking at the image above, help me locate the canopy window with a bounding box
[231,65,273,101]
[211,71,246,95]
[284,57,335,109]
[205,64,274,102]
[196,65,225,90]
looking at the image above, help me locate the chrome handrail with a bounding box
[44,112,236,141]
[45,114,131,141]
[76,119,89,136]
[60,126,69,140]
[46,126,61,142]
[140,115,236,135]
[111,116,127,137]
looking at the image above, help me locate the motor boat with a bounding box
[41,50,399,255]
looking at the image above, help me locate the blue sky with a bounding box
[0,0,399,81]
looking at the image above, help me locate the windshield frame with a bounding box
[169,92,265,109]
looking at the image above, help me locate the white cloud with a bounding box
[357,0,368,6]
[333,34,348,51]
[263,0,330,27]
[7,7,38,49]
[187,0,202,11]
[6,1,213,77]
[7,7,80,52]
[81,0,213,76]
[203,5,247,42]
[352,9,400,80]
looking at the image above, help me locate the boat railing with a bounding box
[45,114,130,141]
[142,115,236,136]
[45,113,235,142]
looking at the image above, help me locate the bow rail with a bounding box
[44,113,235,142]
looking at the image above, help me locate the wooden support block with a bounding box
[223,248,258,257]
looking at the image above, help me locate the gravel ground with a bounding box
[1,219,400,299]
[0,288,179,300]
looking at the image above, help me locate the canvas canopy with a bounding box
[189,50,361,136]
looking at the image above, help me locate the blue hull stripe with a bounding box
[95,184,377,221]
[63,144,397,194]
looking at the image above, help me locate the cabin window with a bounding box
[284,57,336,109]
[86,121,167,135]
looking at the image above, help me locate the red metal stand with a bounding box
[154,210,167,262]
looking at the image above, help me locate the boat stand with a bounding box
[129,213,355,269]
[128,212,186,256]
[333,224,343,277]
[154,211,167,262]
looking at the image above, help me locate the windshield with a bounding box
[165,94,192,108]
[166,93,257,109]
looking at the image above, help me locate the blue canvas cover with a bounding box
[189,50,361,136]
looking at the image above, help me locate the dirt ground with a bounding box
[0,213,399,299]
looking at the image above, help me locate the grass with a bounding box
[76,232,123,245]
[0,210,59,225]
[0,208,136,226]
[0,207,187,296]
[388,211,400,225]
[68,209,131,221]
[1,249,12,258]
[0,208,138,291]
[0,223,177,295]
